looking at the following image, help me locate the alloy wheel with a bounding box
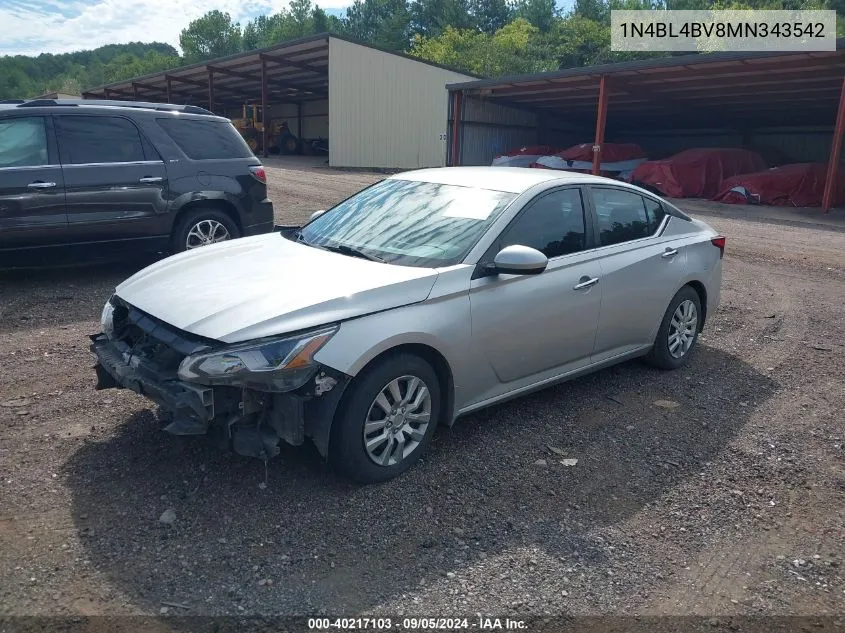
[185,219,231,250]
[668,299,698,358]
[363,375,432,467]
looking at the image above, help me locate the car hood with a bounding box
[114,233,439,343]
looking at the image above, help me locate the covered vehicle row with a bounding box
[492,143,839,208]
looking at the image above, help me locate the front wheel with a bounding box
[645,286,702,370]
[330,354,441,484]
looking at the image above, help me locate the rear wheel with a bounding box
[645,286,702,370]
[330,354,441,484]
[170,208,240,254]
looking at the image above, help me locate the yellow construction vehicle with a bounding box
[230,102,264,152]
[230,102,309,155]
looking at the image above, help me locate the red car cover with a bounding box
[631,148,767,198]
[557,142,646,163]
[492,145,561,167]
[532,142,647,176]
[713,163,845,207]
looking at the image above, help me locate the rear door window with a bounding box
[591,188,659,247]
[56,115,146,165]
[157,118,254,160]
[0,117,48,168]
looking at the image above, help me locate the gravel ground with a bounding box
[1,160,843,621]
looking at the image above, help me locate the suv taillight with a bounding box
[711,235,726,258]
[249,165,266,184]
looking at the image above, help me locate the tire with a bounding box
[645,285,703,370]
[170,208,240,254]
[330,353,442,484]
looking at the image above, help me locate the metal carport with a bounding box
[447,41,845,212]
[85,34,476,170]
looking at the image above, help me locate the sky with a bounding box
[0,0,350,56]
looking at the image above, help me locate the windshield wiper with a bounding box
[323,243,384,262]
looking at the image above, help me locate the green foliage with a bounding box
[0,42,179,100]
[410,18,556,75]
[179,10,242,63]
[2,0,843,100]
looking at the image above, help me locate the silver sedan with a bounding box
[91,167,724,483]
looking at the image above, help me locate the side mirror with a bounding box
[310,209,327,221]
[491,245,548,276]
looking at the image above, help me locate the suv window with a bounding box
[157,118,254,160]
[57,116,145,165]
[500,188,587,258]
[592,188,664,247]
[0,117,48,168]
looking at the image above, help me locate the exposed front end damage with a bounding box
[90,296,350,461]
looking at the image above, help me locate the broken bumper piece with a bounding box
[91,333,214,435]
[90,333,351,461]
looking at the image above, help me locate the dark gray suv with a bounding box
[0,99,274,266]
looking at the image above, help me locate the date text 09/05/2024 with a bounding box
[618,21,827,38]
[308,617,529,630]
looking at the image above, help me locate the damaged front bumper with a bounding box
[90,332,350,461]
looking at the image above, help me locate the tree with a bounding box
[471,0,514,33]
[410,18,555,76]
[409,0,474,37]
[343,0,412,49]
[179,10,242,63]
[514,0,557,31]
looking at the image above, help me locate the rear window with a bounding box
[157,118,254,160]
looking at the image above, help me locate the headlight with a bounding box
[100,299,116,340]
[177,325,337,392]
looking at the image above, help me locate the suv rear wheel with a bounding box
[171,209,240,253]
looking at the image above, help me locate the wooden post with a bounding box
[261,58,269,158]
[592,75,608,176]
[207,69,215,113]
[166,76,172,103]
[821,76,845,213]
[132,83,139,100]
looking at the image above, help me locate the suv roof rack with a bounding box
[0,99,26,104]
[15,99,214,115]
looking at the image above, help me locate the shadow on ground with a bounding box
[62,345,777,617]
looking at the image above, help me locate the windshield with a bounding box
[296,178,516,268]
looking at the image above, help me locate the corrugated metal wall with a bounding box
[454,97,538,165]
[452,97,594,165]
[265,100,329,139]
[329,38,475,169]
[613,126,835,163]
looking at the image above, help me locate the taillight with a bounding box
[711,235,726,258]
[249,165,266,184]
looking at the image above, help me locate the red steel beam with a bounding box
[592,75,608,176]
[822,76,845,213]
[261,58,269,158]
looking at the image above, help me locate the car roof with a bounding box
[390,166,624,194]
[0,99,227,121]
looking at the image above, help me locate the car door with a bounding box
[0,115,67,250]
[468,186,602,400]
[54,114,169,245]
[586,185,688,362]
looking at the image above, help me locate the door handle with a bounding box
[27,181,56,189]
[661,248,679,259]
[139,176,163,183]
[573,276,599,290]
